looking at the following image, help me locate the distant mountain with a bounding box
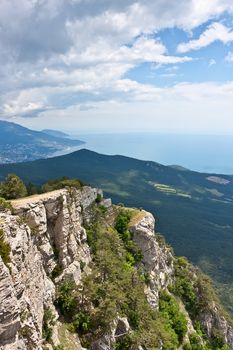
[42,129,69,138]
[169,164,190,171]
[1,148,233,314]
[0,120,84,163]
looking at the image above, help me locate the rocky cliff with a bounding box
[0,187,100,349]
[0,186,233,350]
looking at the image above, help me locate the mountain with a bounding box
[1,186,233,349]
[1,149,233,313]
[42,129,69,138]
[0,120,84,163]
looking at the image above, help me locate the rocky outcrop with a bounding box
[0,187,101,350]
[129,210,233,349]
[200,304,233,348]
[92,317,130,350]
[129,211,174,308]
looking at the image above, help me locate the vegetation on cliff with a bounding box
[0,229,11,266]
[0,174,85,201]
[54,205,230,350]
[170,257,230,350]
[55,207,187,349]
[0,174,27,199]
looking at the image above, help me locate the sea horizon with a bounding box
[51,132,233,176]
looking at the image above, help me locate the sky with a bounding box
[1,0,233,134]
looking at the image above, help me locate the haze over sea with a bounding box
[64,133,233,175]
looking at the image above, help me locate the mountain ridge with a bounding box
[0,120,85,163]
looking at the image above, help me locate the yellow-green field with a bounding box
[149,182,191,198]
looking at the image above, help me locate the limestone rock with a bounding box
[129,211,174,308]
[0,258,20,346]
[114,317,130,338]
[200,303,233,348]
[100,198,112,208]
[92,335,112,350]
[0,186,100,349]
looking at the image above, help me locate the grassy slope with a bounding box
[1,149,233,312]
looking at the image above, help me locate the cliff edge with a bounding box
[0,187,233,350]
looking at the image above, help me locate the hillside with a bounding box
[0,186,233,349]
[0,120,84,163]
[42,129,69,138]
[1,149,233,313]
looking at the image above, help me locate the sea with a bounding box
[54,133,233,175]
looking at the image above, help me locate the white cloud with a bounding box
[225,51,233,62]
[24,81,233,135]
[1,0,233,126]
[61,35,191,67]
[2,89,49,117]
[208,58,217,67]
[177,22,233,53]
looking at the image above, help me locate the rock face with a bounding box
[129,211,174,308]
[92,317,130,350]
[129,210,233,349]
[0,187,101,350]
[0,257,20,347]
[200,304,233,349]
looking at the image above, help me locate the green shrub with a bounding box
[51,263,63,280]
[211,328,228,349]
[115,210,143,266]
[0,174,27,199]
[195,337,229,350]
[95,193,102,203]
[42,177,85,193]
[26,182,38,196]
[159,291,187,344]
[115,210,131,235]
[0,197,13,212]
[80,261,86,272]
[184,333,210,350]
[115,335,133,350]
[0,229,11,266]
[55,282,77,316]
[143,272,151,286]
[170,258,198,317]
[177,256,188,268]
[73,312,91,332]
[156,233,166,247]
[98,205,107,214]
[86,225,98,254]
[28,223,40,236]
[42,308,55,343]
[125,240,144,265]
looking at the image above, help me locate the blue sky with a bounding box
[126,19,233,86]
[1,0,233,134]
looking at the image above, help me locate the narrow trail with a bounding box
[11,189,66,207]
